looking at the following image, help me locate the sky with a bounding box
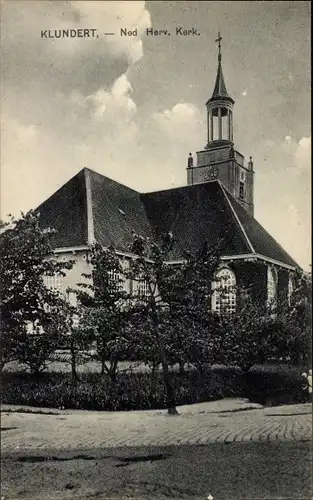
[1,1,311,269]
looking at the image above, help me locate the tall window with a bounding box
[239,181,245,200]
[267,267,277,307]
[212,268,236,314]
[137,280,149,298]
[288,275,294,305]
[108,268,123,289]
[43,274,66,298]
[108,259,128,291]
[43,273,68,314]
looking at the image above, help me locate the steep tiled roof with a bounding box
[89,169,152,250]
[223,190,299,267]
[207,60,234,104]
[36,168,298,268]
[141,182,250,260]
[36,169,88,248]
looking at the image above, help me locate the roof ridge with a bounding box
[219,182,255,253]
[222,185,299,268]
[84,169,95,245]
[85,167,141,195]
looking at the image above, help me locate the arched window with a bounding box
[267,267,277,307]
[288,275,294,305]
[212,268,236,314]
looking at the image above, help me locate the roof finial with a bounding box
[215,30,222,62]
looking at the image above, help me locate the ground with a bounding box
[2,442,312,500]
[1,399,312,500]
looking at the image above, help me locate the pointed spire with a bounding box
[212,60,232,99]
[207,31,234,104]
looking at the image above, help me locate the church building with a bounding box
[37,35,299,313]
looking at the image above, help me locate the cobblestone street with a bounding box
[1,399,311,451]
[1,399,312,500]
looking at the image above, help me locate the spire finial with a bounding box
[215,31,222,62]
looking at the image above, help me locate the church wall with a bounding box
[197,147,231,166]
[51,250,134,306]
[187,167,194,185]
[188,161,233,187]
[51,250,293,313]
[217,162,232,192]
[245,170,254,216]
[277,268,289,304]
[234,261,292,310]
[53,250,91,306]
[233,261,268,307]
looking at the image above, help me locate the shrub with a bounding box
[1,368,244,411]
[245,363,307,405]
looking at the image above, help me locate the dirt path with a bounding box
[1,442,312,500]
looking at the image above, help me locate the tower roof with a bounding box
[206,32,234,105]
[211,59,234,102]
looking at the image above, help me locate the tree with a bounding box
[127,233,221,414]
[218,271,312,372]
[218,292,281,372]
[74,244,131,382]
[280,269,312,367]
[54,303,92,383]
[0,211,74,373]
[159,242,222,375]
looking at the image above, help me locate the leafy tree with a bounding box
[0,211,74,373]
[218,292,281,372]
[54,303,93,383]
[14,311,68,375]
[127,233,221,414]
[74,244,131,382]
[219,271,312,372]
[280,269,312,367]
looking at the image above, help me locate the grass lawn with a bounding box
[4,356,149,374]
[1,441,312,500]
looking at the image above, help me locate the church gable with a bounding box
[36,169,88,249]
[141,181,251,260]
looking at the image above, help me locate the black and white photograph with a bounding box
[0,1,311,499]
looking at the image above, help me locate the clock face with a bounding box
[204,167,219,181]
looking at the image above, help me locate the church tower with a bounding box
[187,33,255,216]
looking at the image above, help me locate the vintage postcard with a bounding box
[1,1,311,499]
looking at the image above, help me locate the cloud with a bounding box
[0,1,310,270]
[90,75,137,121]
[2,1,151,62]
[254,135,311,269]
[1,1,152,218]
[1,93,205,217]
[69,1,151,63]
[294,136,311,172]
[62,73,139,158]
[153,103,204,147]
[154,103,201,126]
[1,69,140,217]
[1,1,151,95]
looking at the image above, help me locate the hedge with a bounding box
[1,364,307,411]
[1,367,245,411]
